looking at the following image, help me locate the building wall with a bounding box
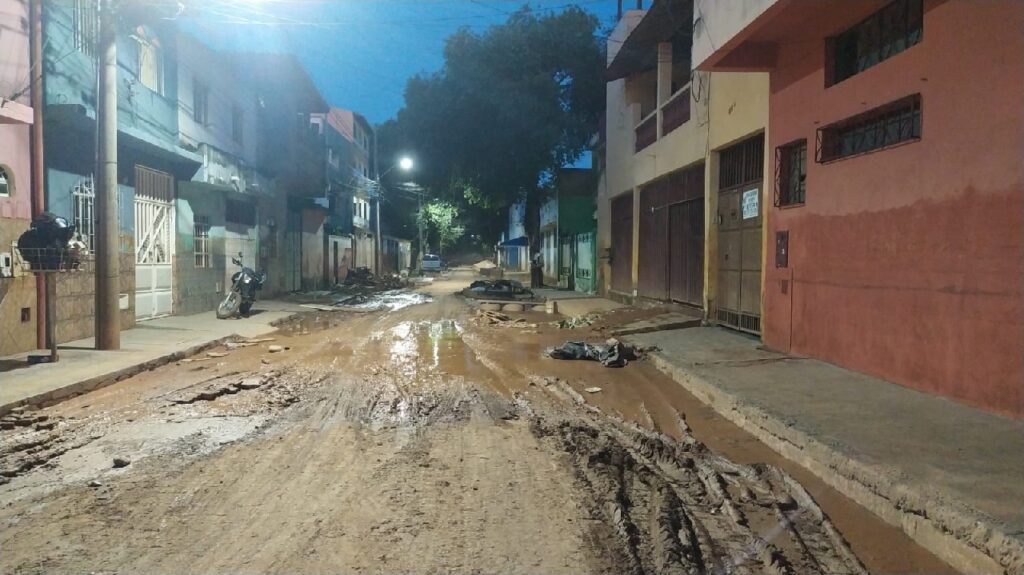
[175,183,226,315]
[0,0,36,356]
[763,1,1023,417]
[301,208,326,290]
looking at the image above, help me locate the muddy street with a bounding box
[0,274,952,575]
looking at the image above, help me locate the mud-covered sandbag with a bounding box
[547,338,635,368]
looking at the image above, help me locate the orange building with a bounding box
[696,0,1023,417]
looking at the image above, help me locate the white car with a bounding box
[421,254,444,272]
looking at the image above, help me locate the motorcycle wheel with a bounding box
[217,291,241,319]
[239,301,253,316]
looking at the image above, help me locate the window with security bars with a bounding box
[828,0,923,86]
[73,0,98,57]
[817,94,921,163]
[776,140,806,206]
[719,135,764,190]
[72,176,96,252]
[194,216,211,268]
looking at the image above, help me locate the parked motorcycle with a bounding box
[217,257,266,319]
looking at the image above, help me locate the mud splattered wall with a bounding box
[763,1,1024,417]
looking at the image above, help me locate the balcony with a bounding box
[634,83,691,153]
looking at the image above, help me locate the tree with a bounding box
[377,6,605,247]
[418,200,465,256]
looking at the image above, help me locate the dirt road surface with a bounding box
[0,273,954,574]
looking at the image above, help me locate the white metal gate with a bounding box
[134,166,175,320]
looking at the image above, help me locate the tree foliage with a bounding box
[418,200,465,255]
[377,6,606,244]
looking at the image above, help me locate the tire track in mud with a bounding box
[520,378,869,575]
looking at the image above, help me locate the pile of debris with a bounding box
[554,314,598,329]
[473,309,537,329]
[546,338,638,368]
[341,267,407,290]
[462,279,535,301]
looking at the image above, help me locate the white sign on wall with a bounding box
[742,188,759,220]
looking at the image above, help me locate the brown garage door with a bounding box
[610,193,633,294]
[637,165,705,306]
[717,134,764,334]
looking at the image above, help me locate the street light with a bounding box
[374,155,416,275]
[399,156,414,172]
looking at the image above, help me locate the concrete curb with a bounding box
[643,350,1024,575]
[0,336,237,418]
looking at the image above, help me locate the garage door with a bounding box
[134,166,175,320]
[716,134,764,334]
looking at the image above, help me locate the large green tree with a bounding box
[377,5,606,247]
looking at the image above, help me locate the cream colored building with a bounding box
[597,0,770,334]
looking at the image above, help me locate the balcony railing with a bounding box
[634,83,692,154]
[635,110,658,152]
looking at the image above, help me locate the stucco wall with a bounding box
[691,0,779,68]
[763,1,1024,417]
[175,184,227,315]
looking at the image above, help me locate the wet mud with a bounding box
[0,275,954,574]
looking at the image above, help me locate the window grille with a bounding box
[194,216,211,268]
[816,94,921,163]
[775,140,807,206]
[828,0,923,86]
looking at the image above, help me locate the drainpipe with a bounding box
[29,0,46,349]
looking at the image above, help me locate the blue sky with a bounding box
[186,0,620,126]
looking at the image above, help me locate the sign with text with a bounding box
[742,188,759,219]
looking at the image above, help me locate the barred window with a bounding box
[776,140,806,206]
[73,0,98,57]
[194,216,211,268]
[0,165,13,197]
[817,95,921,163]
[226,199,256,226]
[828,0,923,86]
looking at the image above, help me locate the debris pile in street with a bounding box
[473,309,537,328]
[546,338,637,367]
[333,290,431,312]
[554,314,598,329]
[462,279,536,301]
[0,406,54,431]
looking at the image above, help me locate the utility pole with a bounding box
[418,191,424,273]
[373,127,381,275]
[95,0,120,349]
[30,0,46,350]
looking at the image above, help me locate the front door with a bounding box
[134,166,175,320]
[716,134,764,334]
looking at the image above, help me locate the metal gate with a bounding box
[134,166,175,320]
[716,134,764,334]
[610,193,633,294]
[669,197,704,306]
[559,234,574,289]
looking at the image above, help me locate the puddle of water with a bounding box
[276,313,351,336]
[335,290,432,312]
[383,320,478,377]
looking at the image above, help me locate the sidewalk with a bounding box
[626,326,1024,575]
[0,300,305,416]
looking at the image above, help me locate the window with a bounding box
[232,104,244,144]
[817,94,921,163]
[719,134,764,190]
[828,0,922,86]
[73,0,98,57]
[194,216,211,268]
[226,199,256,226]
[133,27,164,94]
[72,176,96,252]
[193,78,209,126]
[0,166,12,197]
[775,140,807,206]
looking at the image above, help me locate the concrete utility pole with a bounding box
[418,192,424,273]
[373,128,381,275]
[95,0,120,349]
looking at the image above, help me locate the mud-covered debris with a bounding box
[584,386,602,394]
[474,309,537,328]
[88,479,103,488]
[556,314,599,329]
[268,345,285,353]
[547,338,637,368]
[207,351,229,358]
[260,358,271,365]
[112,457,131,468]
[462,279,535,301]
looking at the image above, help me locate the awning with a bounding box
[606,0,693,81]
[499,236,529,247]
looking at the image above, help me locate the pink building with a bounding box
[0,0,38,355]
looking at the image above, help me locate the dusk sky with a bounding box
[185,0,621,126]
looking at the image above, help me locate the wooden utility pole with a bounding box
[95,0,120,349]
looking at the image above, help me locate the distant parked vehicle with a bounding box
[217,257,266,319]
[421,253,444,272]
